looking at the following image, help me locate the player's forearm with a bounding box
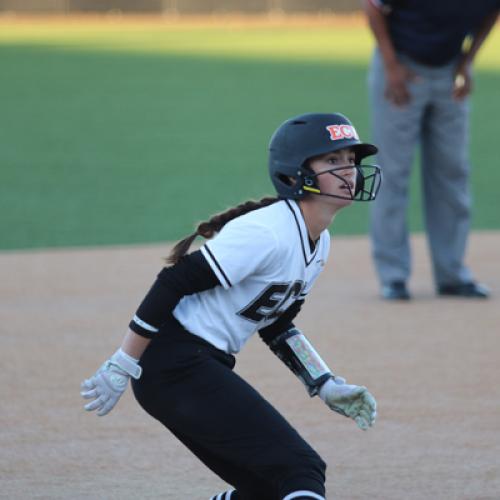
[460,10,499,66]
[364,0,399,69]
[265,326,335,396]
[120,329,152,360]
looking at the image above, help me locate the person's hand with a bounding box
[385,60,417,106]
[319,378,377,431]
[80,349,142,417]
[453,62,472,101]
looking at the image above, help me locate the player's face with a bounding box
[308,148,357,205]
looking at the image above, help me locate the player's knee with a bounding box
[299,449,326,482]
[279,450,326,499]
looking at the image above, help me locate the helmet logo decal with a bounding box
[325,124,359,141]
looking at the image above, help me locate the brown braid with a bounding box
[166,196,279,265]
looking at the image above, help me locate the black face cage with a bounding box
[354,164,382,201]
[304,164,382,201]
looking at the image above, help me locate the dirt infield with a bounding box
[1,232,499,500]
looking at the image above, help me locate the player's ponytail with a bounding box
[166,196,279,265]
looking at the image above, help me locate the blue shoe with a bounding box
[437,281,490,298]
[381,281,410,300]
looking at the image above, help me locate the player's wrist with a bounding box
[109,348,142,380]
[318,378,336,402]
[318,375,347,401]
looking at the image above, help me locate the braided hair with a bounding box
[167,196,279,265]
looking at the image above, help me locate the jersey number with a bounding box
[238,281,304,323]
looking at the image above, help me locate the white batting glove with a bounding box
[80,349,142,417]
[319,378,377,431]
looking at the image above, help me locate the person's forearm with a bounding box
[461,10,499,66]
[120,329,152,360]
[364,0,398,69]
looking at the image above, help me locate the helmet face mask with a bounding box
[301,165,382,202]
[268,112,382,201]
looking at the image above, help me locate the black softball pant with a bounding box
[131,326,326,500]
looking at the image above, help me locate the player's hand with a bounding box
[319,378,377,431]
[80,349,142,417]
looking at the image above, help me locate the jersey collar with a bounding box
[285,199,320,267]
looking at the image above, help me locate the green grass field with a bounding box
[1,17,499,250]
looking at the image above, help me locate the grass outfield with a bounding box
[1,16,499,250]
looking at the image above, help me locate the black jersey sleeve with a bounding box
[129,250,221,338]
[258,299,304,346]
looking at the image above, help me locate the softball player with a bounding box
[81,112,382,500]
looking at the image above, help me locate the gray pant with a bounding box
[368,48,473,287]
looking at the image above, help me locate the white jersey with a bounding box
[173,199,330,354]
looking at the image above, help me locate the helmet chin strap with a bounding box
[302,185,355,200]
[302,185,321,194]
[302,169,356,200]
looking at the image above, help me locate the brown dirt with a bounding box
[1,232,499,499]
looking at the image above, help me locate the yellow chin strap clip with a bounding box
[302,186,321,194]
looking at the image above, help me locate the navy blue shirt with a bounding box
[378,0,500,66]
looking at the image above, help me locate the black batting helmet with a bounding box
[268,112,380,200]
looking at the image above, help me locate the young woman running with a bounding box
[81,112,382,500]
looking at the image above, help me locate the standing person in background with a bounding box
[80,112,381,500]
[364,0,499,300]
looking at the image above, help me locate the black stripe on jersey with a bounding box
[285,200,319,267]
[204,243,232,288]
